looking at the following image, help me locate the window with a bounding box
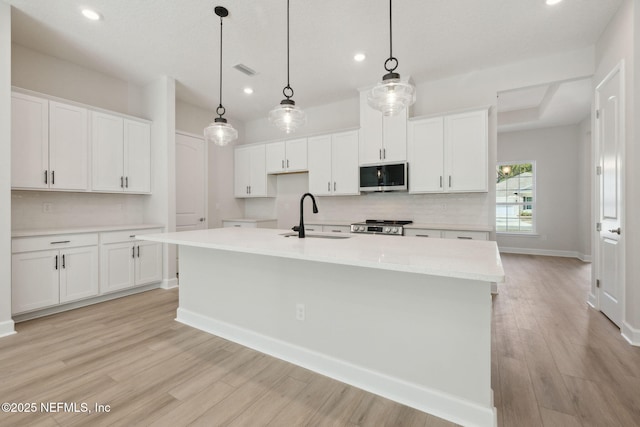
[496,162,535,233]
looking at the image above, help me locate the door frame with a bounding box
[591,60,625,325]
[175,130,209,230]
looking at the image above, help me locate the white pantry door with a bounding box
[176,132,207,232]
[595,62,625,327]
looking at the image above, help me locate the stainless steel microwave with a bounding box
[359,163,408,192]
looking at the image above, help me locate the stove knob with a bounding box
[384,227,391,233]
[391,227,398,233]
[359,226,365,232]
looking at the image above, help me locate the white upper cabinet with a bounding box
[49,101,89,190]
[308,130,359,196]
[445,110,488,192]
[11,92,88,190]
[92,111,151,193]
[408,108,488,194]
[234,144,275,198]
[359,90,407,165]
[265,138,307,174]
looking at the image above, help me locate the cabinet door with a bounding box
[135,241,163,286]
[408,117,445,193]
[359,91,384,165]
[49,101,89,191]
[285,138,308,172]
[12,250,59,314]
[100,242,135,294]
[308,135,333,196]
[59,246,99,303]
[445,110,488,192]
[248,145,268,197]
[265,141,286,174]
[234,147,251,197]
[124,119,151,193]
[382,110,407,162]
[331,131,360,195]
[11,92,49,189]
[92,112,124,192]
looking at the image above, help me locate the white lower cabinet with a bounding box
[305,224,351,233]
[11,234,99,314]
[405,228,489,240]
[100,229,163,294]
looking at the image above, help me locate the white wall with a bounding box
[11,191,145,230]
[0,2,15,337]
[12,44,145,117]
[142,76,177,288]
[242,48,595,232]
[175,100,244,228]
[497,124,586,258]
[593,0,639,342]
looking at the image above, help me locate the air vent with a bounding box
[233,63,257,76]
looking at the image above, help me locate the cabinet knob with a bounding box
[199,218,205,222]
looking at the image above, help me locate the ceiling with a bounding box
[497,77,593,133]
[7,0,621,123]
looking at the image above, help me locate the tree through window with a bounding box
[496,162,535,233]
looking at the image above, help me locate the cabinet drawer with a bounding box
[100,228,162,244]
[12,233,98,253]
[442,230,489,241]
[223,221,257,228]
[404,229,443,238]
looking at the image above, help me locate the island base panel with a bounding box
[177,245,496,427]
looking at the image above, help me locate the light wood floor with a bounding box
[0,254,638,426]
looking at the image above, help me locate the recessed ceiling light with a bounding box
[545,0,562,5]
[81,8,102,20]
[243,87,254,95]
[354,53,366,62]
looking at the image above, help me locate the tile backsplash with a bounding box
[245,174,491,229]
[11,191,145,230]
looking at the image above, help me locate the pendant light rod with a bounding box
[215,6,228,119]
[384,0,398,75]
[284,0,293,100]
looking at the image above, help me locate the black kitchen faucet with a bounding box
[292,193,318,238]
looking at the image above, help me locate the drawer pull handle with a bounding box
[416,234,430,238]
[50,240,71,244]
[457,236,472,240]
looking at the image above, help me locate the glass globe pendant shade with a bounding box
[367,73,416,116]
[269,99,306,134]
[204,117,238,146]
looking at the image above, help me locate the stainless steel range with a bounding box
[350,219,413,236]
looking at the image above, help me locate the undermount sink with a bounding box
[280,232,351,240]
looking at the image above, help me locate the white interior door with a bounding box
[595,62,625,327]
[176,132,207,232]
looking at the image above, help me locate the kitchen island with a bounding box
[138,227,504,427]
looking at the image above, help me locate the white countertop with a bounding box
[12,223,164,238]
[138,227,504,282]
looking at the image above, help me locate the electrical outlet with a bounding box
[296,303,305,321]
[42,203,52,213]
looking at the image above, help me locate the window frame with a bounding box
[496,161,537,235]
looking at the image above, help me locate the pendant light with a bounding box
[204,6,238,146]
[367,0,416,116]
[269,0,306,133]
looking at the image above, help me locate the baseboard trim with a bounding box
[0,320,16,338]
[622,322,640,347]
[499,247,591,262]
[162,278,178,289]
[12,283,162,323]
[176,307,497,427]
